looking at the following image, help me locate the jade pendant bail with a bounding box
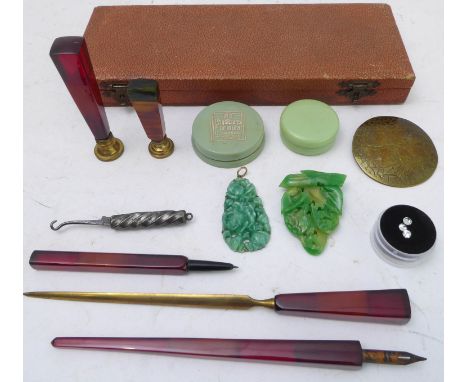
[237,166,248,178]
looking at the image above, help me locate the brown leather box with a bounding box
[83,3,415,106]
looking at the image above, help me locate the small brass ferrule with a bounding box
[94,132,124,161]
[148,136,174,159]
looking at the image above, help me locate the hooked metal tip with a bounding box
[50,220,63,231]
[49,218,105,231]
[50,220,80,231]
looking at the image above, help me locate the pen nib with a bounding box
[363,350,427,365]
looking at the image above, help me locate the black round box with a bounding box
[371,205,436,267]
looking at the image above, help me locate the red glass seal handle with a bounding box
[127,79,174,158]
[50,36,110,140]
[127,79,166,142]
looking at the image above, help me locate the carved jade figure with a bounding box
[280,170,346,255]
[222,168,270,252]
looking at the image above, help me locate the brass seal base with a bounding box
[94,133,124,162]
[148,137,174,159]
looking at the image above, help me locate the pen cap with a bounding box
[29,251,189,275]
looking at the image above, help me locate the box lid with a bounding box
[84,4,415,104]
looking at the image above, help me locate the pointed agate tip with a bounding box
[51,337,71,348]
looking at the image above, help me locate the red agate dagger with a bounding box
[24,289,411,324]
[51,337,426,368]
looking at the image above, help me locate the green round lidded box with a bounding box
[192,101,265,168]
[280,99,340,155]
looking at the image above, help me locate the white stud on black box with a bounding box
[371,205,436,267]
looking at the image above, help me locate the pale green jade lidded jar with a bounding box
[192,101,265,168]
[280,99,339,155]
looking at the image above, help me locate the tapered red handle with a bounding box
[274,289,411,324]
[52,337,364,367]
[127,79,166,142]
[50,36,110,140]
[29,251,188,275]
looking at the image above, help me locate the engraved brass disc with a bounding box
[352,117,438,187]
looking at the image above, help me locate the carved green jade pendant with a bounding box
[222,167,271,252]
[280,170,346,255]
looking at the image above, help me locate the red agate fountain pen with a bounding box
[29,250,237,275]
[51,337,426,368]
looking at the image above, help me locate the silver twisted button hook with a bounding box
[50,211,192,231]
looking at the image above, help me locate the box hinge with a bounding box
[100,82,130,106]
[337,81,380,103]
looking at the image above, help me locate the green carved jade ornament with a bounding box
[222,167,271,252]
[280,170,346,255]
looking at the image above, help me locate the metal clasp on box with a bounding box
[100,82,130,106]
[337,81,380,103]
